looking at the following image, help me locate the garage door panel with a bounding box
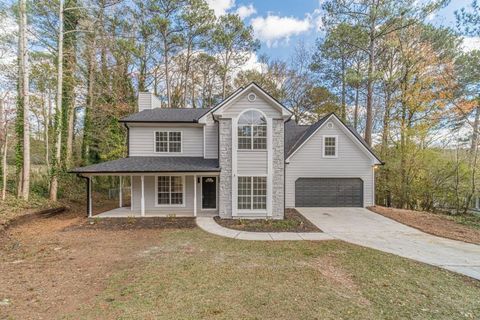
[295,178,363,207]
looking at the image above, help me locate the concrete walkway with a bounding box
[297,207,480,280]
[196,217,334,241]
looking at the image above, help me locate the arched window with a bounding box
[238,110,267,150]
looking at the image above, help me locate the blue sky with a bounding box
[206,0,478,62]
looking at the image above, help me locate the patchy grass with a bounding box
[214,208,320,232]
[1,210,479,319]
[369,206,480,245]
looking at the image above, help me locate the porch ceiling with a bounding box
[69,156,220,174]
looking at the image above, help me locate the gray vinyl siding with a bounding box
[131,175,194,216]
[285,117,375,207]
[129,126,203,157]
[204,114,218,159]
[222,92,283,119]
[237,151,267,175]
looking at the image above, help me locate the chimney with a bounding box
[138,92,162,112]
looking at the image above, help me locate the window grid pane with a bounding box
[155,131,181,152]
[169,132,181,152]
[237,126,268,150]
[237,176,267,210]
[324,137,336,156]
[157,176,183,205]
[156,132,169,152]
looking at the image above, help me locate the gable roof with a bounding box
[285,113,383,164]
[120,107,211,123]
[199,82,292,122]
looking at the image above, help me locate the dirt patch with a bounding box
[368,206,480,245]
[69,217,196,231]
[310,254,371,306]
[214,208,321,232]
[0,205,193,319]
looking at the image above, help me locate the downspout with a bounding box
[124,123,130,157]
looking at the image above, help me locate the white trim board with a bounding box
[198,83,292,123]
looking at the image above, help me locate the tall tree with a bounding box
[50,0,64,202]
[17,0,30,200]
[322,0,446,145]
[180,0,215,107]
[148,0,185,108]
[211,14,259,99]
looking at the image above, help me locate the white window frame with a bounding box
[237,110,267,151]
[154,131,182,153]
[237,175,267,212]
[323,135,338,158]
[155,175,186,207]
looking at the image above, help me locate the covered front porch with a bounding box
[69,156,221,218]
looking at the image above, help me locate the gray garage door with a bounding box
[295,178,363,207]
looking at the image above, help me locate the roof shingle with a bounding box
[120,108,211,123]
[70,157,220,173]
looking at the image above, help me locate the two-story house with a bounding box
[72,83,382,219]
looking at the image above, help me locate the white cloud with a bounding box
[462,37,480,52]
[251,14,312,47]
[240,52,265,72]
[205,0,235,17]
[236,4,256,19]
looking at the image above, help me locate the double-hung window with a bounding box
[323,136,337,157]
[157,176,184,206]
[238,110,267,150]
[155,131,181,153]
[238,176,267,210]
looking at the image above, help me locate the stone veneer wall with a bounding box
[218,119,232,218]
[272,119,285,219]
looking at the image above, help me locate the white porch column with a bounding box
[193,175,197,217]
[140,175,145,216]
[119,176,123,208]
[88,177,92,218]
[130,176,133,211]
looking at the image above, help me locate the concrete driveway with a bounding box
[297,207,480,280]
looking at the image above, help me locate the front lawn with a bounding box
[1,210,479,319]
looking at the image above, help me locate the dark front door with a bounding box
[202,177,217,209]
[295,178,363,207]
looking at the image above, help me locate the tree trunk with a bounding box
[470,104,479,154]
[19,0,30,200]
[183,43,192,107]
[364,17,376,146]
[50,0,64,202]
[365,46,374,146]
[354,86,359,130]
[2,130,7,201]
[340,57,346,120]
[163,38,171,108]
[381,90,391,156]
[66,104,74,165]
[42,89,51,172]
[82,34,95,164]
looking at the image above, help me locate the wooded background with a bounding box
[0,0,478,214]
